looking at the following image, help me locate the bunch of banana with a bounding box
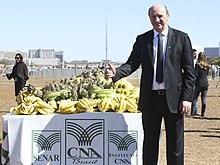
[35,100,55,115]
[115,78,133,95]
[89,99,99,110]
[114,95,127,113]
[76,98,94,112]
[24,95,42,105]
[48,99,58,110]
[16,90,29,104]
[10,102,38,115]
[116,88,130,95]
[15,89,42,105]
[97,97,116,112]
[127,87,140,103]
[58,99,78,114]
[11,92,42,115]
[108,98,118,111]
[125,98,138,113]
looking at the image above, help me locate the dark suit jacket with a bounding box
[112,27,195,113]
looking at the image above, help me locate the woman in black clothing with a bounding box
[192,52,210,118]
[6,53,29,96]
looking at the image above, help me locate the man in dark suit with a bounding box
[105,4,195,165]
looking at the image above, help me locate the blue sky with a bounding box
[0,0,219,62]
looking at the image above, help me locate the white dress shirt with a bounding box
[152,26,169,90]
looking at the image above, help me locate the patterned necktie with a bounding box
[156,33,163,83]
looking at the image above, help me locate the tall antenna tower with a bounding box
[105,22,108,65]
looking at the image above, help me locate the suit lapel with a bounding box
[146,30,154,66]
[165,28,175,65]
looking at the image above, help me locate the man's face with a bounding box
[149,5,169,33]
[193,51,198,59]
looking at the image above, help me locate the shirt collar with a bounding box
[153,26,169,38]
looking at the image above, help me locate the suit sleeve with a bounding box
[112,36,142,82]
[181,34,195,101]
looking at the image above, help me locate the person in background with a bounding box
[105,4,195,165]
[191,49,199,116]
[211,63,217,80]
[6,53,29,96]
[192,52,210,118]
[98,63,106,69]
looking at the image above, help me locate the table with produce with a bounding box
[1,68,143,165]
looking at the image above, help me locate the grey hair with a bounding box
[148,4,169,16]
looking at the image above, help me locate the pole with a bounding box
[105,22,108,66]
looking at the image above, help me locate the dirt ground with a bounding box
[0,76,219,165]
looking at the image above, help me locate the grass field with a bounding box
[0,76,220,164]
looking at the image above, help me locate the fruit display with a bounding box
[10,68,140,115]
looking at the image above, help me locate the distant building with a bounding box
[204,47,220,57]
[28,49,56,59]
[2,50,28,60]
[27,49,63,66]
[55,51,64,62]
[0,49,64,66]
[193,43,220,57]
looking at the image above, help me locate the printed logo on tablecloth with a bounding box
[32,130,61,165]
[65,119,104,164]
[1,131,10,165]
[108,131,138,165]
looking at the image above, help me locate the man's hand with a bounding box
[105,63,116,79]
[179,101,192,115]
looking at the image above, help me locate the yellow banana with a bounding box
[61,106,77,114]
[48,99,58,110]
[102,98,111,112]
[60,100,77,112]
[85,106,95,112]
[37,101,54,110]
[36,101,55,114]
[80,98,91,109]
[37,107,51,115]
[90,99,98,107]
[19,103,30,114]
[30,109,39,115]
[113,96,120,103]
[117,99,127,113]
[77,100,88,109]
[16,92,24,104]
[77,98,92,112]
[126,98,138,113]
[109,98,117,111]
[98,97,107,112]
[10,106,20,115]
[29,95,42,103]
[82,98,94,112]
[27,103,36,114]
[36,107,54,114]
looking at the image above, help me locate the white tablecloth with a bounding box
[1,112,143,165]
